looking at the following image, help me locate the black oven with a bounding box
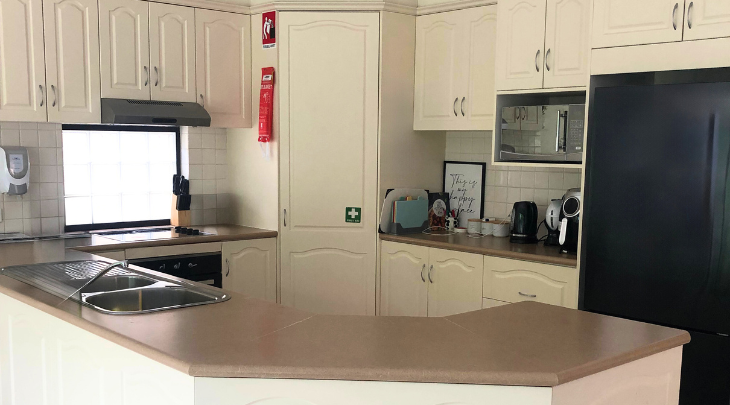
[128,253,222,288]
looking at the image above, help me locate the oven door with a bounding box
[499,105,574,162]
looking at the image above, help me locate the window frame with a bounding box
[61,124,181,233]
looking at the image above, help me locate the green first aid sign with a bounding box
[345,207,361,223]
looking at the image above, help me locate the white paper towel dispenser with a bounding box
[0,147,30,195]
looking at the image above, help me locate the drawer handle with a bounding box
[428,265,433,283]
[672,3,679,30]
[225,258,230,277]
[420,264,426,282]
[518,291,537,298]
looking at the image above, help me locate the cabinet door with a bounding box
[495,0,547,91]
[43,0,101,123]
[222,238,277,302]
[684,0,730,40]
[195,9,251,128]
[149,3,195,102]
[459,5,498,130]
[483,255,578,308]
[279,12,379,316]
[592,0,684,48]
[0,0,46,122]
[380,242,428,317]
[543,0,590,88]
[427,248,483,317]
[413,11,461,130]
[99,0,150,100]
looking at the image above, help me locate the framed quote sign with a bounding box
[443,161,486,227]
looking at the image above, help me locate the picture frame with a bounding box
[443,161,486,227]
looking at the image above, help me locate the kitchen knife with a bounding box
[173,174,180,195]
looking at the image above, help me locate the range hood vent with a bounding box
[101,98,211,127]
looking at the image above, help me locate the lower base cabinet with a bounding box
[380,241,483,317]
[483,255,578,309]
[222,238,277,302]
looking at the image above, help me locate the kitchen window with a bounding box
[61,125,180,232]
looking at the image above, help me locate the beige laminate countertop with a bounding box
[380,232,578,267]
[71,224,278,253]
[0,239,689,387]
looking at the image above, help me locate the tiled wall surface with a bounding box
[180,127,230,226]
[0,122,64,235]
[445,131,582,226]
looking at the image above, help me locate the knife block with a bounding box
[171,194,191,226]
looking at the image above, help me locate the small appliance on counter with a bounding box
[0,147,29,195]
[510,201,538,244]
[558,188,581,254]
[544,199,562,246]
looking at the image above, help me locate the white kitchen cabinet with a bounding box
[413,5,497,130]
[482,297,509,309]
[0,0,47,122]
[495,0,547,91]
[684,0,730,40]
[43,0,101,123]
[592,0,685,48]
[149,3,196,102]
[427,247,483,317]
[195,9,251,128]
[99,0,150,100]
[483,255,578,309]
[279,11,379,316]
[380,241,429,317]
[380,242,483,317]
[222,238,277,302]
[543,0,591,88]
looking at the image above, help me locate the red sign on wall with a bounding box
[262,11,276,49]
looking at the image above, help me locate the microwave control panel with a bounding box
[566,105,585,154]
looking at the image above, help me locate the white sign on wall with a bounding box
[443,161,485,227]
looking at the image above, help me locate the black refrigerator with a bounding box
[582,70,730,405]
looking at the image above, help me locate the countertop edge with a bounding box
[74,231,279,253]
[379,234,577,267]
[0,280,194,376]
[554,331,692,385]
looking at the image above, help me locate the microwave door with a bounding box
[499,150,568,162]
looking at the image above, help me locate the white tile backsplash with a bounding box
[445,130,582,224]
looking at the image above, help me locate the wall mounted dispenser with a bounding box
[0,147,30,195]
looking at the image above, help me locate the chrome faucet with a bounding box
[58,260,129,305]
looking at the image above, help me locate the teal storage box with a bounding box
[389,198,428,235]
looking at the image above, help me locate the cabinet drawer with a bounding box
[483,256,578,309]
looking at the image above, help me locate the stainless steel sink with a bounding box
[68,275,157,293]
[82,287,223,314]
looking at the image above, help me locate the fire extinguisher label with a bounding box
[262,12,276,49]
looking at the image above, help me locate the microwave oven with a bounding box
[497,104,584,163]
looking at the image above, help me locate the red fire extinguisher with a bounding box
[258,67,275,158]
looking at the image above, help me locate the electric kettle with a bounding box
[510,201,538,244]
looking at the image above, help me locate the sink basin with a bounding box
[82,287,222,314]
[68,275,158,293]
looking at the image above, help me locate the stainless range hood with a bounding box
[101,98,211,127]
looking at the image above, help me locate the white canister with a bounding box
[467,219,482,235]
[492,220,510,237]
[481,220,494,236]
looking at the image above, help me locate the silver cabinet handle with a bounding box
[518,291,537,298]
[514,107,519,121]
[673,3,679,30]
[428,265,433,283]
[154,66,159,86]
[143,66,149,87]
[420,264,426,282]
[688,2,694,29]
[460,97,465,116]
[200,94,205,107]
[545,48,551,71]
[38,85,44,107]
[453,98,458,117]
[50,85,57,107]
[225,258,230,277]
[283,208,287,227]
[535,49,541,72]
[520,107,526,120]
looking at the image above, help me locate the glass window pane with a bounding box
[90,131,120,163]
[122,194,150,222]
[62,131,90,164]
[64,197,92,226]
[90,164,121,195]
[91,195,122,224]
[149,162,175,193]
[120,132,149,163]
[63,164,91,196]
[149,193,171,220]
[121,163,149,193]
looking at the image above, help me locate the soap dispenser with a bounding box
[0,147,30,195]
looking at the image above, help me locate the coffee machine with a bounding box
[558,188,581,254]
[544,199,562,246]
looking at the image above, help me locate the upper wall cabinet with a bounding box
[683,0,730,40]
[195,9,252,128]
[99,0,150,100]
[592,0,685,48]
[413,6,497,130]
[496,0,590,91]
[0,0,47,122]
[150,3,196,102]
[43,0,101,123]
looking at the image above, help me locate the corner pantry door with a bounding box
[279,12,379,316]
